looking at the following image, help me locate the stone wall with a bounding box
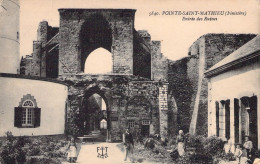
[168,57,194,133]
[32,41,41,76]
[24,21,59,77]
[151,41,168,81]
[59,74,167,141]
[133,30,151,79]
[168,34,256,135]
[22,9,167,81]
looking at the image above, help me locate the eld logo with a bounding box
[97,146,108,159]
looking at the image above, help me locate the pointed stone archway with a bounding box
[80,85,112,142]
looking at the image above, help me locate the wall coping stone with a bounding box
[0,73,68,86]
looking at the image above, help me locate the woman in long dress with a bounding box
[176,130,185,156]
[67,137,77,163]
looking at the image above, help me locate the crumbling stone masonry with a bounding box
[20,9,173,141]
[60,74,171,141]
[168,34,256,135]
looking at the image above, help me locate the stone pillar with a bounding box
[32,41,41,76]
[40,49,46,77]
[58,9,81,75]
[112,11,135,75]
[159,84,168,139]
[151,41,167,81]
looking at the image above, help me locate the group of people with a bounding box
[122,128,187,162]
[234,136,254,164]
[66,128,257,163]
[176,130,256,163]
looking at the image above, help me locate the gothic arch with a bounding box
[79,14,112,72]
[83,47,113,74]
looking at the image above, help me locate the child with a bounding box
[234,144,243,164]
[67,137,77,163]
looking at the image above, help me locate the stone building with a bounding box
[205,35,260,149]
[168,34,256,135]
[2,2,258,143]
[0,0,20,74]
[18,8,174,141]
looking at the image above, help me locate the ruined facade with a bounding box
[19,8,257,140]
[20,9,173,141]
[168,34,256,135]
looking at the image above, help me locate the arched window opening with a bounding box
[15,94,41,128]
[84,48,112,74]
[80,14,112,72]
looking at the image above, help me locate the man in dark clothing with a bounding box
[123,128,134,162]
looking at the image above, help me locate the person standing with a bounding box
[176,130,185,156]
[243,136,253,160]
[234,144,243,164]
[67,137,77,163]
[123,128,134,162]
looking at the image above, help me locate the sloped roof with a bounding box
[205,35,260,77]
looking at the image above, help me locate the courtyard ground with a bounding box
[61,141,256,164]
[62,142,154,164]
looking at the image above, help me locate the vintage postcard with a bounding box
[0,0,259,163]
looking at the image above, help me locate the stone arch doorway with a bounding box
[126,96,153,137]
[79,14,112,72]
[80,86,111,141]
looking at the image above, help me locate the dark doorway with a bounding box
[141,125,150,136]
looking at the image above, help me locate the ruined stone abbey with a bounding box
[17,8,257,142]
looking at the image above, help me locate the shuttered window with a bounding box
[14,100,41,128]
[234,98,240,143]
[216,101,220,137]
[225,100,230,139]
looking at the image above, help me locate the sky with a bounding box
[20,0,260,61]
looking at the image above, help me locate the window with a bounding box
[22,100,34,126]
[142,120,150,125]
[128,120,135,128]
[14,95,41,128]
